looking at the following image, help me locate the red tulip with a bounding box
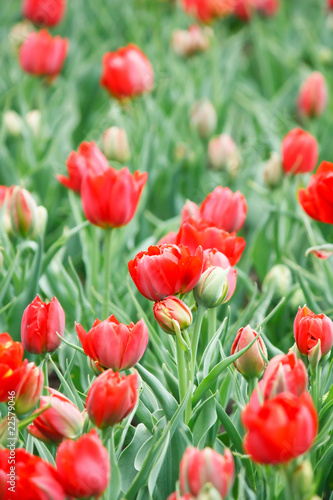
[199,186,247,232]
[9,186,38,238]
[0,447,66,500]
[15,362,44,415]
[294,305,333,357]
[328,0,333,8]
[21,295,65,355]
[22,0,66,26]
[0,332,26,402]
[19,29,68,78]
[101,44,154,100]
[297,72,328,118]
[153,296,193,334]
[28,388,84,444]
[231,325,267,378]
[128,244,204,301]
[256,0,279,16]
[56,429,110,499]
[176,219,246,266]
[248,352,308,411]
[80,167,148,229]
[242,392,318,464]
[86,370,138,428]
[76,314,148,371]
[179,447,234,498]
[281,128,318,174]
[203,249,237,301]
[182,0,234,23]
[58,141,109,193]
[298,161,333,224]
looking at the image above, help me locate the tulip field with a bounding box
[1,0,333,498]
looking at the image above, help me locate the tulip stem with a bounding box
[42,358,49,394]
[103,228,113,319]
[191,305,205,376]
[175,328,187,411]
[207,308,217,344]
[247,377,258,400]
[311,364,321,412]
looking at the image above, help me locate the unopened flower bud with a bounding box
[9,21,33,52]
[3,111,24,137]
[231,325,267,378]
[290,288,306,310]
[10,186,38,238]
[264,152,283,188]
[297,72,328,118]
[33,205,48,236]
[262,264,292,298]
[153,296,192,334]
[190,99,217,139]
[197,485,222,500]
[292,461,314,500]
[308,339,322,371]
[102,127,130,162]
[208,134,240,173]
[171,25,213,57]
[194,266,229,309]
[15,362,44,415]
[25,110,41,138]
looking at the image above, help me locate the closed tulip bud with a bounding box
[294,306,333,358]
[102,126,130,162]
[292,461,314,499]
[28,388,84,444]
[10,186,38,238]
[33,205,48,236]
[171,25,213,58]
[21,295,65,355]
[197,485,222,500]
[194,266,229,309]
[179,447,234,498]
[86,370,138,428]
[262,264,292,298]
[25,109,41,138]
[290,288,306,310]
[231,325,267,378]
[208,134,240,173]
[203,249,237,301]
[153,296,192,334]
[264,152,283,188]
[56,429,110,499]
[15,362,44,415]
[297,72,328,118]
[282,128,318,174]
[76,315,148,371]
[190,99,217,139]
[3,110,24,137]
[9,21,33,51]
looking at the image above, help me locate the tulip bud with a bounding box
[9,21,33,52]
[3,111,24,137]
[179,447,234,498]
[294,306,333,358]
[194,267,229,309]
[171,25,213,58]
[203,249,237,301]
[290,288,306,311]
[190,99,217,139]
[21,295,65,355]
[10,186,38,238]
[28,388,84,444]
[153,296,192,334]
[102,126,131,162]
[262,264,292,298]
[231,325,267,378]
[33,205,48,236]
[292,461,314,500]
[208,134,240,174]
[15,362,44,415]
[25,110,41,138]
[297,72,328,118]
[86,370,138,428]
[282,128,318,174]
[0,415,18,446]
[197,485,222,500]
[264,152,283,188]
[308,339,322,371]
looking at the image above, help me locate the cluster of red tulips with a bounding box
[1,0,333,499]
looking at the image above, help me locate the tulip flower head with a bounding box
[76,314,149,371]
[294,305,333,358]
[56,429,110,499]
[231,325,267,378]
[171,25,213,57]
[101,44,154,101]
[21,295,65,355]
[281,128,318,174]
[102,127,131,163]
[0,332,26,402]
[298,161,333,224]
[297,72,328,118]
[22,0,67,27]
[153,296,193,334]
[190,99,217,138]
[19,29,68,79]
[15,362,44,415]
